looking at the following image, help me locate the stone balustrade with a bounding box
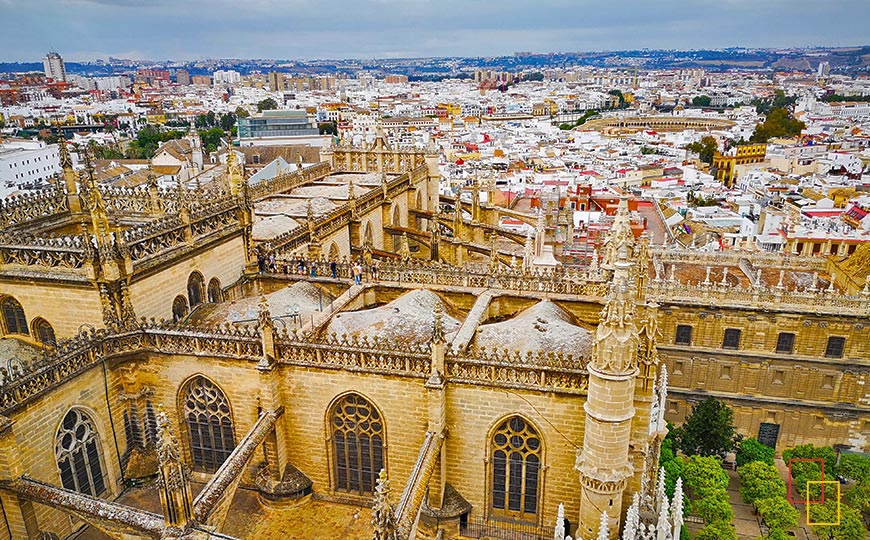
[646,278,870,316]
[0,314,594,415]
[249,162,331,201]
[0,186,69,228]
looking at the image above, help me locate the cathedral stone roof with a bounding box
[474,300,593,358]
[325,289,461,345]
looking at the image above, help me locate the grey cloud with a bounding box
[1,0,868,61]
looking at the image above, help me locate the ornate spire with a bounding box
[671,478,684,540]
[156,411,194,530]
[591,255,638,373]
[58,138,73,170]
[656,495,670,540]
[656,365,668,432]
[372,469,398,540]
[399,233,411,262]
[534,211,546,258]
[431,302,445,346]
[257,295,272,329]
[489,233,499,272]
[623,493,640,540]
[523,228,534,272]
[226,146,243,196]
[602,195,635,270]
[597,512,609,540]
[655,467,667,517]
[555,503,566,540]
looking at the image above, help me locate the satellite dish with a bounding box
[228,310,240,322]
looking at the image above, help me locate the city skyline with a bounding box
[2,0,869,62]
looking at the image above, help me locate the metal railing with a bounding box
[460,517,550,540]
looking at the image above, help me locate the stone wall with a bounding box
[0,280,102,339]
[128,235,246,321]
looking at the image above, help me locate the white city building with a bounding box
[43,52,66,82]
[0,139,61,197]
[213,70,242,85]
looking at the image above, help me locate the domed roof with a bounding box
[475,300,593,359]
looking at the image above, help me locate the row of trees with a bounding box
[782,444,869,540]
[669,397,869,539]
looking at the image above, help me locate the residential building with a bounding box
[42,52,66,82]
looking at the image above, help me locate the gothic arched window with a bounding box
[331,393,384,495]
[207,278,222,303]
[183,376,235,472]
[1,297,28,335]
[490,416,542,520]
[56,409,107,497]
[187,272,204,308]
[31,318,56,346]
[172,295,189,323]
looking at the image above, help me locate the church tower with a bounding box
[575,199,640,540]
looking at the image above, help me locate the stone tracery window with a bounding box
[183,376,235,472]
[1,296,28,335]
[331,393,384,495]
[55,409,107,497]
[490,416,542,520]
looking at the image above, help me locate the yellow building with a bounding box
[712,143,766,186]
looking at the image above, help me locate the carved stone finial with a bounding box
[623,493,640,540]
[58,139,73,170]
[399,233,411,262]
[431,302,445,345]
[672,477,685,540]
[372,469,398,540]
[257,296,272,329]
[555,503,566,540]
[602,195,635,270]
[157,411,180,466]
[156,410,194,529]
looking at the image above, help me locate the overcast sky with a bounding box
[2,0,868,62]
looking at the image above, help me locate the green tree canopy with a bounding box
[750,107,806,142]
[692,95,712,107]
[673,397,741,457]
[751,89,797,115]
[198,127,225,154]
[125,125,184,159]
[234,106,250,118]
[783,444,837,476]
[693,491,734,524]
[683,455,730,495]
[219,112,236,132]
[257,98,279,112]
[736,437,775,466]
[755,497,799,531]
[318,121,338,136]
[739,461,786,505]
[686,135,718,164]
[694,521,737,540]
[810,501,866,540]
